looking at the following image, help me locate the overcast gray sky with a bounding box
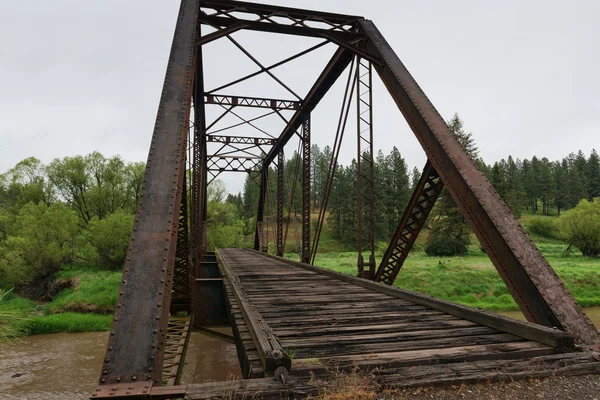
[1,0,599,194]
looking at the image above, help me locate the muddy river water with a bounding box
[1,308,599,399]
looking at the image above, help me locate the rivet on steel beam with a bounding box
[110,331,116,336]
[132,376,137,381]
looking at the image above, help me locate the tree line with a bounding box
[240,114,600,253]
[0,153,245,289]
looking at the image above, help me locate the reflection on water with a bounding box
[0,329,240,400]
[499,306,600,328]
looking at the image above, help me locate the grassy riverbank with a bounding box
[0,265,118,336]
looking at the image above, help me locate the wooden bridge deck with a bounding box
[212,248,586,389]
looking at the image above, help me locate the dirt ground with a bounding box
[382,375,600,400]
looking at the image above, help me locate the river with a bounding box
[0,329,241,400]
[1,308,599,399]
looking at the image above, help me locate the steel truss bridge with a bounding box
[91,1,600,399]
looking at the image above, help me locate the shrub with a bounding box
[86,210,134,269]
[527,217,559,239]
[0,202,79,285]
[424,233,468,256]
[557,198,600,257]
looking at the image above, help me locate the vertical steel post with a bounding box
[254,167,268,253]
[355,57,376,279]
[171,177,192,314]
[192,25,208,275]
[276,150,284,257]
[301,114,311,264]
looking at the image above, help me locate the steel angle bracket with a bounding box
[91,381,152,399]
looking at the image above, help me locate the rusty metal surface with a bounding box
[254,168,268,252]
[199,0,362,40]
[98,0,199,387]
[191,24,208,268]
[360,19,598,345]
[205,94,300,110]
[355,57,376,279]
[375,161,443,284]
[264,48,355,166]
[92,381,152,399]
[301,114,311,264]
[170,178,191,314]
[161,316,193,386]
[276,151,284,257]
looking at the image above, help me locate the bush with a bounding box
[557,198,600,257]
[424,233,468,256]
[527,217,559,239]
[86,210,134,269]
[0,202,79,285]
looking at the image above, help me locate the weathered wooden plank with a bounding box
[280,326,497,348]
[274,318,480,337]
[379,352,600,388]
[292,342,555,374]
[292,333,526,358]
[218,249,291,374]
[246,250,575,351]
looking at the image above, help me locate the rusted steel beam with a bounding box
[205,94,300,110]
[360,20,599,345]
[207,156,261,173]
[207,135,276,146]
[264,48,355,166]
[170,178,192,314]
[161,315,193,386]
[97,0,199,391]
[254,167,268,253]
[301,114,311,264]
[355,57,376,280]
[192,25,208,269]
[199,14,362,41]
[276,150,284,257]
[199,0,362,30]
[375,161,443,285]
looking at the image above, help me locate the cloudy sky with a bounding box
[1,0,599,194]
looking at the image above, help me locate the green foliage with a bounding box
[0,202,79,285]
[0,288,35,340]
[424,229,470,256]
[206,198,245,250]
[557,198,600,257]
[527,217,559,239]
[45,266,120,314]
[85,210,134,269]
[46,152,143,224]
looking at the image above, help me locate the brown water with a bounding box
[499,306,600,329]
[0,329,240,400]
